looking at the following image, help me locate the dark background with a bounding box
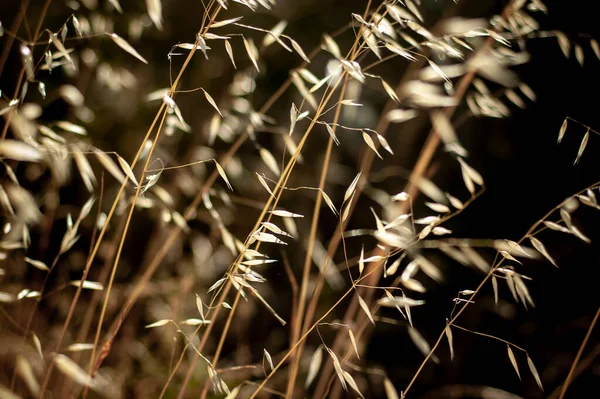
[1,0,599,398]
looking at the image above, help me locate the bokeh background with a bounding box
[1,0,599,398]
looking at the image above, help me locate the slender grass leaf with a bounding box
[202,88,222,117]
[384,378,400,399]
[445,324,454,360]
[527,356,543,390]
[507,345,521,380]
[358,295,374,324]
[107,33,148,63]
[305,346,322,388]
[574,129,589,164]
[529,236,557,267]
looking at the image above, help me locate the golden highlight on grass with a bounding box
[0,0,598,398]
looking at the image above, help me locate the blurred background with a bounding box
[0,0,599,398]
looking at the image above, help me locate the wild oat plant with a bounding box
[0,0,598,398]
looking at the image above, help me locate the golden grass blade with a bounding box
[72,147,96,192]
[408,327,439,363]
[269,210,304,218]
[108,0,123,12]
[215,161,233,190]
[321,190,337,215]
[348,329,360,359]
[181,319,211,326]
[0,384,22,399]
[572,224,591,243]
[445,324,454,361]
[224,41,236,68]
[325,123,340,145]
[529,236,557,267]
[376,133,393,154]
[344,172,362,202]
[196,294,205,320]
[555,31,571,58]
[224,386,241,399]
[291,72,318,109]
[406,0,424,22]
[427,60,450,85]
[31,333,43,361]
[358,295,374,325]
[0,140,43,162]
[263,349,274,372]
[262,20,287,47]
[458,158,484,186]
[261,222,292,237]
[362,27,381,59]
[386,108,419,123]
[506,89,525,108]
[326,348,347,391]
[591,38,600,59]
[323,34,341,58]
[117,155,139,187]
[383,378,400,399]
[342,194,354,222]
[426,202,450,213]
[145,319,170,328]
[242,36,259,71]
[16,355,40,397]
[574,129,589,164]
[94,150,126,184]
[259,147,280,176]
[431,110,465,156]
[527,355,543,390]
[415,176,447,204]
[70,280,104,290]
[249,286,286,325]
[377,296,425,308]
[543,220,571,234]
[558,118,568,144]
[305,346,323,388]
[24,257,49,271]
[107,33,148,64]
[290,38,310,63]
[201,88,223,117]
[385,257,401,277]
[252,231,287,245]
[519,82,536,101]
[211,17,243,29]
[343,371,364,398]
[48,33,73,66]
[54,354,95,388]
[256,173,274,197]
[507,345,521,380]
[55,120,87,135]
[492,276,499,305]
[358,245,365,275]
[146,0,163,30]
[415,255,443,282]
[66,343,95,352]
[381,78,399,103]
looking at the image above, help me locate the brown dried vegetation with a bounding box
[0,0,598,398]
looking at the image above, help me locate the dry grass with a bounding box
[0,0,598,398]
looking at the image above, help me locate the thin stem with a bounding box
[558,306,600,399]
[452,324,527,353]
[285,75,348,398]
[0,0,30,77]
[548,343,600,399]
[248,265,382,399]
[402,178,600,396]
